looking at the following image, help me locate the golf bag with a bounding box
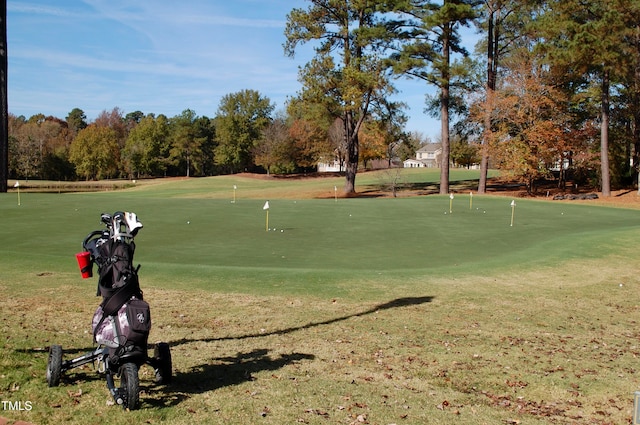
[49,211,171,411]
[83,212,150,362]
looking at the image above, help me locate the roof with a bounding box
[416,143,442,153]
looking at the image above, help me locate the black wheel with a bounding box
[118,362,140,410]
[153,342,172,385]
[46,345,63,387]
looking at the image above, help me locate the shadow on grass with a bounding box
[146,349,315,408]
[360,177,527,196]
[361,178,480,195]
[169,296,435,346]
[146,296,434,407]
[20,296,434,409]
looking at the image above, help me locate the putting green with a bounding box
[1,189,638,297]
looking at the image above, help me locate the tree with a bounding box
[69,125,119,180]
[450,133,479,168]
[477,51,575,192]
[391,0,476,194]
[11,118,45,179]
[254,116,295,174]
[7,114,24,178]
[618,28,640,185]
[66,108,88,135]
[93,107,129,177]
[169,109,208,177]
[123,114,171,177]
[192,115,217,176]
[327,117,348,171]
[373,98,407,168]
[125,110,145,128]
[10,116,73,180]
[0,0,6,192]
[286,93,336,171]
[284,0,400,194]
[396,131,425,162]
[288,118,330,171]
[214,90,274,173]
[94,107,127,144]
[627,18,640,182]
[537,0,638,196]
[359,120,389,169]
[474,0,526,193]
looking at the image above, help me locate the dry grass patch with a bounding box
[2,254,640,424]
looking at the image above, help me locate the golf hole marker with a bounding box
[510,200,516,227]
[14,181,20,206]
[263,200,270,231]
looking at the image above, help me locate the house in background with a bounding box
[403,143,441,168]
[317,159,343,172]
[318,142,442,172]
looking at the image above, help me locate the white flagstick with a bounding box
[469,191,473,210]
[14,181,20,206]
[232,185,237,203]
[263,201,270,231]
[449,193,454,213]
[334,185,337,202]
[510,200,516,227]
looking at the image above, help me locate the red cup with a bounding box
[75,251,93,278]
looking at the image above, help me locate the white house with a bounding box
[403,143,441,168]
[403,158,426,168]
[317,160,343,172]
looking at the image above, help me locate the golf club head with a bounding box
[100,213,112,226]
[111,211,126,240]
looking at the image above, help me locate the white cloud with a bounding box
[8,3,82,18]
[8,0,440,136]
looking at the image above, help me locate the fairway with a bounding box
[2,172,640,425]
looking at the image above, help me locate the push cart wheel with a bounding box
[153,342,172,385]
[118,362,140,410]
[46,345,63,387]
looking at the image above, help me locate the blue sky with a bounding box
[8,1,447,139]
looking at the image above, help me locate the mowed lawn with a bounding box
[1,170,640,424]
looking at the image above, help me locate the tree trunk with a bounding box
[344,111,358,194]
[439,18,451,195]
[0,0,7,193]
[478,149,489,194]
[440,92,450,195]
[600,69,611,197]
[479,2,499,195]
[633,36,640,188]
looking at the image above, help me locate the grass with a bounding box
[1,169,640,424]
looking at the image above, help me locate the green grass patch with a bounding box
[1,170,639,424]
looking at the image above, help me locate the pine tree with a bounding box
[390,0,475,194]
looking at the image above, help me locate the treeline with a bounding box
[8,89,428,181]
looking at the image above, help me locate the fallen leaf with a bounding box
[67,388,82,398]
[304,408,329,417]
[437,400,450,410]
